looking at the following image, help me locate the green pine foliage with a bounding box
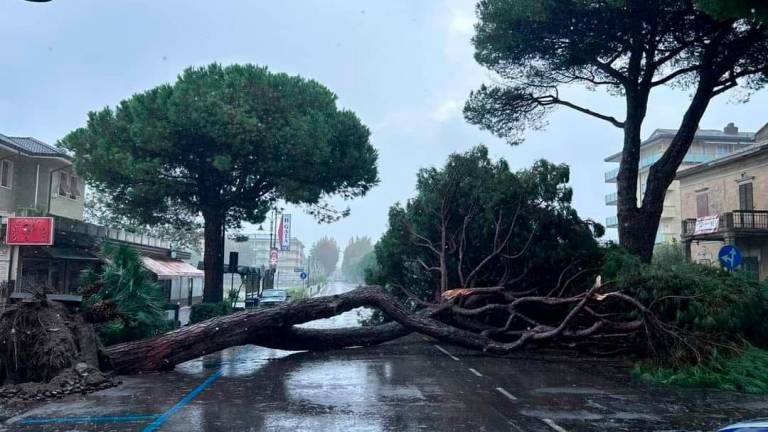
[604,245,768,346]
[603,244,768,393]
[634,345,768,394]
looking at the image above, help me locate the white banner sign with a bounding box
[694,215,720,235]
[278,214,291,251]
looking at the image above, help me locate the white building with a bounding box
[604,123,756,243]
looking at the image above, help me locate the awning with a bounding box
[140,256,204,280]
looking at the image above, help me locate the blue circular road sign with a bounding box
[718,245,742,270]
[300,272,308,280]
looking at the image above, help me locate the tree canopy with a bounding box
[369,145,603,303]
[310,237,341,277]
[696,0,768,23]
[341,236,374,282]
[464,0,768,261]
[61,63,378,301]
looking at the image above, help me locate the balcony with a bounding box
[681,210,768,239]
[605,192,618,206]
[52,215,173,250]
[605,168,619,183]
[606,215,618,228]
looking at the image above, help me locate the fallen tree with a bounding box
[102,278,673,374]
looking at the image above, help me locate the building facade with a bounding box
[223,233,306,289]
[0,133,202,307]
[604,123,757,243]
[677,124,768,281]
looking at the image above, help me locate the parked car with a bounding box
[719,419,768,431]
[258,289,289,307]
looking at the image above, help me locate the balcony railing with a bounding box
[682,210,768,237]
[53,216,171,249]
[733,210,768,230]
[605,192,618,205]
[605,168,619,183]
[606,215,618,228]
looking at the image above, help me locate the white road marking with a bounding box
[468,368,483,377]
[434,345,460,361]
[542,418,568,432]
[495,387,517,401]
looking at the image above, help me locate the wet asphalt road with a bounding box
[4,282,768,432]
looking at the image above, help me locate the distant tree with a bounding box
[61,64,378,302]
[341,236,374,282]
[310,237,340,277]
[369,145,603,303]
[84,190,203,253]
[465,0,768,262]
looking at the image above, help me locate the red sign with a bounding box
[269,248,278,268]
[5,217,54,245]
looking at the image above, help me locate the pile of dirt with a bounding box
[0,298,117,405]
[0,362,118,403]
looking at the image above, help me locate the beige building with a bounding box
[677,123,768,280]
[0,133,201,307]
[605,124,756,243]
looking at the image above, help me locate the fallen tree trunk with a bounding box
[103,283,656,374]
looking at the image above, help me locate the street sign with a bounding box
[5,217,54,245]
[294,267,304,273]
[718,245,742,270]
[299,272,307,280]
[269,248,278,268]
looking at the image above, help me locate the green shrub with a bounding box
[82,244,168,345]
[287,286,309,301]
[189,302,232,324]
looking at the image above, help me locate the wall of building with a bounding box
[0,148,17,214]
[47,164,85,220]
[679,152,768,219]
[0,153,84,220]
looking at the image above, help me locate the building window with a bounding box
[696,193,709,218]
[0,160,12,189]
[739,182,754,211]
[58,172,81,200]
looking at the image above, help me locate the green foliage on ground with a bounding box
[602,244,768,393]
[189,302,232,324]
[604,245,768,348]
[633,345,768,394]
[81,244,169,345]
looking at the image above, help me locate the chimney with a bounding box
[724,122,739,135]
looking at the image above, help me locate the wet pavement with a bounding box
[3,282,768,431]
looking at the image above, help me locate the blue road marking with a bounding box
[141,368,223,432]
[20,414,157,425]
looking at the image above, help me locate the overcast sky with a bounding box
[2,1,768,251]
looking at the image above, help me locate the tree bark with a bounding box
[202,210,225,303]
[102,285,648,374]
